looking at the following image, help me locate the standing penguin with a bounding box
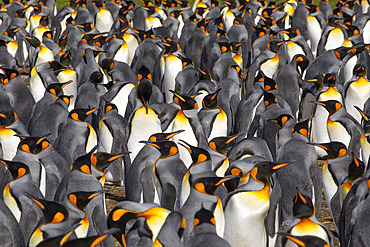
[187,206,232,247]
[278,188,333,247]
[127,78,162,163]
[344,64,370,123]
[224,161,288,247]
[140,140,187,211]
[54,108,97,164]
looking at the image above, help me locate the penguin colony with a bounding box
[1,0,370,246]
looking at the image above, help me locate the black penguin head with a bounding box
[193,176,239,195]
[303,4,320,14]
[69,108,97,122]
[0,160,30,180]
[31,198,69,223]
[103,102,119,115]
[39,15,49,26]
[230,41,242,53]
[137,65,152,81]
[24,35,41,48]
[171,91,198,110]
[0,110,17,126]
[202,88,221,109]
[1,68,19,81]
[58,33,68,51]
[15,8,27,18]
[213,16,224,30]
[67,190,106,210]
[251,161,289,184]
[18,135,50,155]
[267,40,284,53]
[91,152,126,172]
[322,73,337,87]
[76,22,95,33]
[4,27,22,39]
[143,29,155,40]
[353,64,367,77]
[294,55,309,77]
[99,58,115,72]
[179,140,211,165]
[198,69,212,81]
[56,95,73,108]
[196,18,210,34]
[148,130,184,142]
[281,28,300,39]
[251,26,267,40]
[180,56,194,68]
[141,140,179,158]
[314,100,342,115]
[48,61,65,72]
[347,154,365,182]
[310,141,347,159]
[268,114,294,128]
[70,147,98,174]
[90,71,104,84]
[209,135,238,154]
[293,188,315,219]
[136,78,152,113]
[107,206,138,246]
[291,118,310,139]
[258,14,276,27]
[59,51,72,66]
[334,46,351,61]
[264,77,278,91]
[46,81,70,96]
[263,91,278,107]
[345,24,360,37]
[194,206,216,228]
[0,73,9,85]
[217,42,231,54]
[162,38,180,53]
[354,106,370,133]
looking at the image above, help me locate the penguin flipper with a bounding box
[265,175,281,238]
[247,114,260,138]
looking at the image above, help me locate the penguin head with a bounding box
[0,160,30,180]
[251,26,267,40]
[194,205,216,228]
[209,135,239,154]
[345,24,360,37]
[198,69,212,81]
[263,91,278,107]
[180,56,194,68]
[90,71,104,85]
[264,77,278,91]
[291,118,310,139]
[46,81,70,97]
[67,190,106,210]
[251,161,289,184]
[314,100,342,115]
[15,8,28,18]
[202,88,221,109]
[310,141,347,159]
[103,102,119,115]
[217,42,232,54]
[39,15,49,26]
[0,110,17,126]
[23,35,41,48]
[48,61,65,73]
[281,28,300,39]
[213,16,224,30]
[143,29,156,40]
[107,206,138,246]
[162,38,180,53]
[179,140,211,165]
[258,14,276,27]
[347,154,366,182]
[196,18,210,34]
[69,108,97,122]
[230,41,242,53]
[140,140,179,158]
[30,197,69,223]
[278,232,330,247]
[58,33,68,51]
[136,78,153,113]
[99,58,115,72]
[59,51,71,67]
[321,73,337,87]
[294,55,309,77]
[268,114,294,128]
[334,46,351,61]
[353,64,367,77]
[171,91,198,110]
[42,31,53,42]
[70,146,98,174]
[267,40,284,53]
[18,135,50,155]
[4,27,22,39]
[76,22,95,33]
[354,106,370,133]
[293,188,315,219]
[56,95,73,108]
[0,73,9,85]
[148,130,184,142]
[91,152,126,173]
[1,68,19,81]
[193,176,239,195]
[137,65,152,82]
[229,64,243,79]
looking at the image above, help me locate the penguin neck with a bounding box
[243,175,267,191]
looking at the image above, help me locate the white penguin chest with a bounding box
[261,54,279,78]
[95,8,114,33]
[111,83,135,117]
[322,163,338,204]
[208,108,228,141]
[3,183,21,222]
[325,27,344,51]
[0,127,19,160]
[327,118,350,148]
[99,119,113,152]
[29,67,46,103]
[286,41,305,62]
[288,219,329,246]
[58,68,78,110]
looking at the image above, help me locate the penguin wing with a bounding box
[316,28,331,56]
[157,105,179,131]
[188,115,208,148]
[265,175,281,238]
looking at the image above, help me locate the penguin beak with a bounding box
[272,163,288,170]
[140,141,160,150]
[86,109,97,115]
[0,160,9,168]
[313,101,326,107]
[108,154,126,162]
[166,129,185,139]
[215,175,240,186]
